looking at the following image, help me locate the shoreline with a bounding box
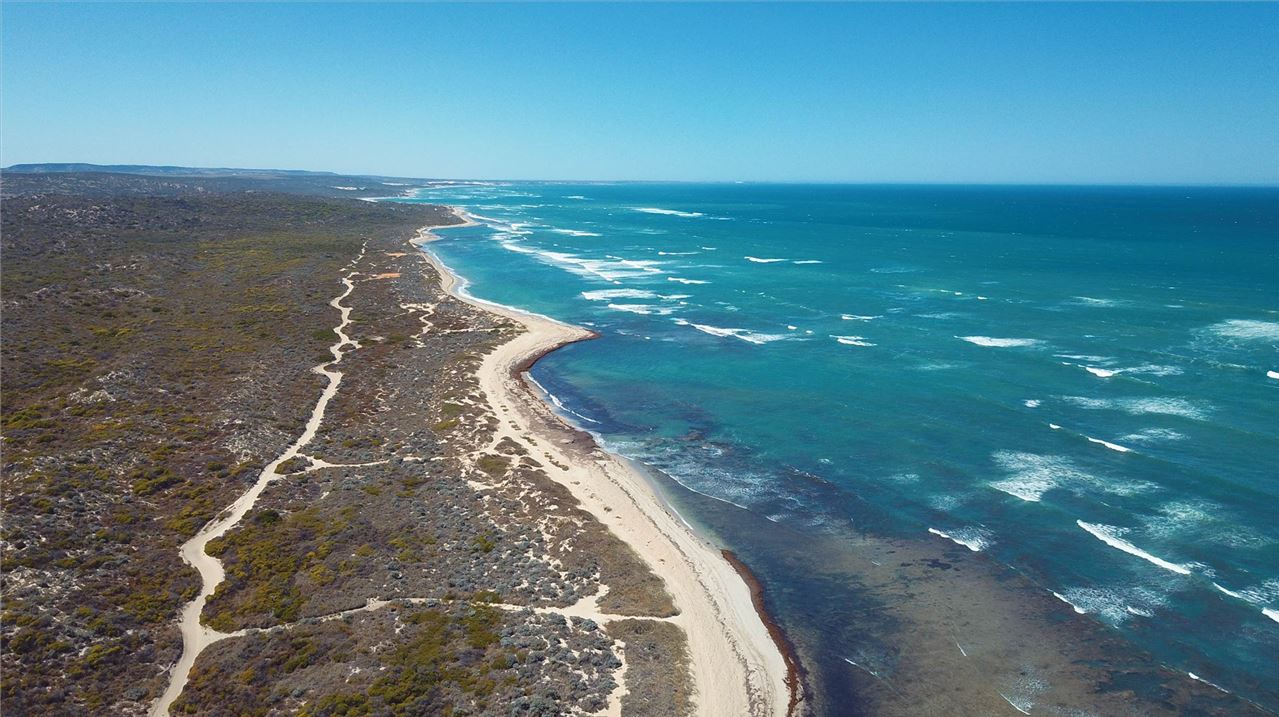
[413,208,796,716]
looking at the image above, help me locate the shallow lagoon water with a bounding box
[398,183,1278,713]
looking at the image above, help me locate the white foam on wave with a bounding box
[1268,370,1279,380]
[549,227,602,237]
[995,671,1049,716]
[793,259,823,265]
[1086,436,1131,453]
[1057,585,1168,624]
[990,451,1149,502]
[1264,608,1279,624]
[1078,363,1182,379]
[1024,399,1041,408]
[1213,578,1279,607]
[657,250,700,256]
[841,314,880,321]
[632,207,704,218]
[564,195,588,200]
[1213,582,1247,600]
[1121,364,1184,377]
[499,242,668,283]
[959,336,1042,348]
[745,256,786,263]
[990,451,1082,502]
[685,323,791,345]
[581,289,658,301]
[606,303,677,316]
[1146,500,1273,550]
[1187,672,1233,695]
[1056,353,1114,364]
[998,692,1033,715]
[1208,319,1279,341]
[928,526,992,552]
[526,375,600,425]
[1118,427,1186,443]
[667,277,709,285]
[833,335,876,347]
[1076,521,1191,575]
[1052,591,1087,614]
[1061,395,1208,420]
[1072,296,1120,307]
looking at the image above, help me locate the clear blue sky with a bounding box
[3,2,1277,184]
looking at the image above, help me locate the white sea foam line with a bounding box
[792,259,823,264]
[1187,672,1234,695]
[1211,580,1279,626]
[667,277,709,285]
[998,691,1032,715]
[1208,319,1279,341]
[1212,582,1247,600]
[581,289,658,301]
[990,451,1075,502]
[1268,370,1279,380]
[1076,521,1191,575]
[927,527,988,552]
[958,336,1042,348]
[686,323,790,344]
[416,244,566,328]
[744,256,786,263]
[1024,399,1041,408]
[832,335,875,347]
[606,303,677,316]
[1072,296,1119,307]
[1086,436,1131,453]
[549,228,602,237]
[1076,363,1183,378]
[632,206,704,218]
[841,314,880,321]
[1056,353,1113,363]
[525,374,600,425]
[507,247,665,283]
[1052,591,1087,614]
[1060,395,1208,420]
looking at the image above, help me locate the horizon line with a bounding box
[4,162,1277,189]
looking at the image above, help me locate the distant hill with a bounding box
[0,164,445,200]
[3,163,345,178]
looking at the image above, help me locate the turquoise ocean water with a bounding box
[397,184,1277,712]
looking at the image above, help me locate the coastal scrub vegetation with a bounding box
[0,172,455,714]
[2,170,693,717]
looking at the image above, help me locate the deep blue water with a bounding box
[397,183,1278,710]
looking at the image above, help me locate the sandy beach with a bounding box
[414,210,794,717]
